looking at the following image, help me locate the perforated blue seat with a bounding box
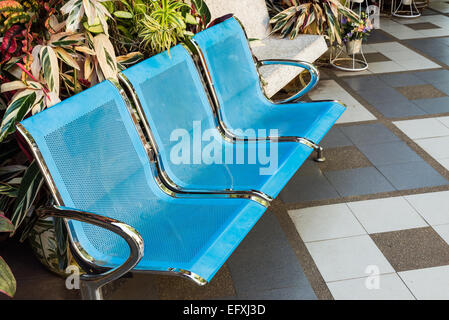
[120,45,313,200]
[19,80,267,283]
[192,17,346,144]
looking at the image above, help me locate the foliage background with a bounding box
[0,0,211,298]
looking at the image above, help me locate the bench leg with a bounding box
[80,281,104,300]
[314,146,326,162]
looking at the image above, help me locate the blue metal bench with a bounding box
[16,18,345,300]
[118,45,314,203]
[189,17,346,161]
[17,80,267,299]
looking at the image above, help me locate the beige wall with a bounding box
[204,0,271,39]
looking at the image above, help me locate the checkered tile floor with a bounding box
[3,7,449,301]
[278,7,449,300]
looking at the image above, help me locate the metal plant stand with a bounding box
[345,0,370,16]
[391,0,421,18]
[330,43,369,72]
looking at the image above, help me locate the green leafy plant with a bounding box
[268,0,360,45]
[0,0,211,298]
[138,0,189,53]
[108,0,210,58]
[0,212,15,298]
[0,0,134,297]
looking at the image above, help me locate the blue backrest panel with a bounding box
[121,45,217,155]
[193,17,267,112]
[20,81,168,260]
[21,80,160,211]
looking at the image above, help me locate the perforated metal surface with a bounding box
[121,45,314,198]
[21,80,267,280]
[193,17,346,143]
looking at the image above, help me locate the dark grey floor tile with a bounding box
[320,127,354,149]
[370,100,427,118]
[343,76,388,91]
[227,213,316,298]
[361,52,391,63]
[365,29,396,43]
[436,37,449,46]
[378,73,427,87]
[106,274,159,300]
[413,96,449,114]
[357,141,423,166]
[323,167,395,197]
[421,8,438,15]
[279,166,340,203]
[406,22,441,30]
[432,82,449,95]
[237,286,316,300]
[340,123,400,146]
[377,161,448,190]
[415,69,449,84]
[434,54,449,66]
[406,40,447,56]
[357,87,409,104]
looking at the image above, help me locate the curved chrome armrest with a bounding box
[257,59,320,104]
[36,205,144,300]
[114,75,272,207]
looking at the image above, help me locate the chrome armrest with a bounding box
[114,75,272,208]
[36,205,144,300]
[257,59,320,104]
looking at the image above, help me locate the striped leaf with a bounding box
[191,0,211,25]
[117,51,143,66]
[0,256,15,298]
[39,46,60,95]
[61,0,84,32]
[10,161,44,231]
[93,33,118,80]
[0,90,37,142]
[0,212,14,233]
[53,47,80,70]
[49,32,84,48]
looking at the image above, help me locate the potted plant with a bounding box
[267,0,360,45]
[0,0,211,298]
[341,12,372,55]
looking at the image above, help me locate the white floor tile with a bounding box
[415,136,449,159]
[397,58,441,70]
[288,203,366,243]
[334,69,373,77]
[347,197,427,234]
[433,224,449,245]
[405,191,449,225]
[384,50,424,62]
[368,61,406,74]
[308,80,376,123]
[328,273,415,300]
[394,118,449,139]
[399,265,449,300]
[306,235,395,282]
[418,28,449,38]
[436,158,449,171]
[436,116,449,128]
[382,15,449,39]
[370,42,408,53]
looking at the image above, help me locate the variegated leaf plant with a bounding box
[0,212,16,298]
[269,0,360,45]
[0,0,207,298]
